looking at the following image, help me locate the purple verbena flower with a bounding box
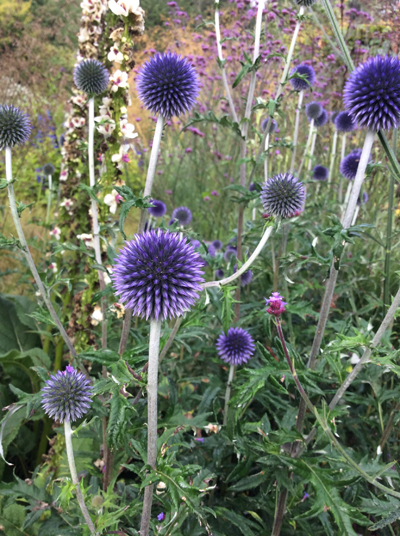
[216,327,255,366]
[41,365,92,423]
[344,55,400,131]
[148,199,167,218]
[290,64,316,91]
[136,53,199,118]
[157,512,166,522]
[0,105,31,149]
[112,230,204,321]
[261,173,305,219]
[265,292,287,317]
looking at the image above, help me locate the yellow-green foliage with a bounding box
[0,0,31,18]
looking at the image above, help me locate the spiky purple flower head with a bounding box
[41,365,92,423]
[216,327,255,366]
[148,199,167,218]
[224,246,237,262]
[261,117,278,134]
[0,105,31,149]
[306,102,322,121]
[112,229,204,321]
[234,265,253,286]
[261,173,305,219]
[212,239,223,251]
[216,268,224,279]
[136,53,199,118]
[339,149,371,180]
[313,108,328,128]
[265,292,287,317]
[73,59,109,95]
[290,64,316,91]
[357,191,369,205]
[312,165,329,181]
[171,206,192,226]
[344,55,400,131]
[334,111,357,132]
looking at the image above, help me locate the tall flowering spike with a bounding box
[172,206,192,226]
[261,117,277,134]
[290,64,316,92]
[339,149,371,180]
[148,199,167,218]
[312,165,329,181]
[344,55,400,131]
[73,59,109,95]
[136,53,199,118]
[0,105,31,149]
[41,365,92,423]
[265,293,287,317]
[261,173,305,219]
[112,230,205,321]
[334,111,357,133]
[305,102,322,121]
[216,327,255,366]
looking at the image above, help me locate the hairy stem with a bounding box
[140,319,162,536]
[383,129,397,316]
[64,420,98,535]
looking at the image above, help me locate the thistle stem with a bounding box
[46,174,52,224]
[289,91,304,174]
[5,147,77,360]
[297,119,314,177]
[64,421,98,535]
[223,364,235,426]
[338,133,346,203]
[328,130,337,185]
[202,224,273,289]
[140,319,162,536]
[264,132,270,179]
[383,129,397,316]
[306,127,317,173]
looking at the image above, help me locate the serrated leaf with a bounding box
[107,390,134,448]
[78,349,120,365]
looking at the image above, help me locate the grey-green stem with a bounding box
[64,420,98,535]
[328,130,337,185]
[223,364,235,426]
[140,319,162,536]
[290,91,304,174]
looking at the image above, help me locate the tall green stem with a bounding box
[223,364,235,426]
[140,319,162,536]
[383,129,397,316]
[328,130,337,185]
[290,91,304,174]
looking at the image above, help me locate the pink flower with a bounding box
[265,293,287,317]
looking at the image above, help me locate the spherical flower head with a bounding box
[343,55,400,131]
[224,246,236,262]
[265,292,287,317]
[357,191,369,206]
[0,105,31,149]
[339,149,371,180]
[216,327,255,366]
[43,163,55,176]
[234,264,253,286]
[112,229,205,321]
[191,239,201,249]
[290,64,316,91]
[171,206,192,226]
[306,102,323,121]
[261,173,305,219]
[293,0,318,6]
[212,239,223,250]
[136,52,199,118]
[261,117,277,134]
[208,244,216,257]
[73,59,109,95]
[148,199,167,218]
[216,268,224,279]
[312,165,329,181]
[334,111,357,133]
[41,365,92,423]
[313,108,328,128]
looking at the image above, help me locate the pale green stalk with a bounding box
[297,119,314,177]
[46,174,52,224]
[290,90,304,174]
[328,130,337,185]
[223,365,235,426]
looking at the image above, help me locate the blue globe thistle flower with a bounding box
[216,327,255,366]
[344,55,400,131]
[234,264,253,286]
[357,191,369,205]
[313,108,328,128]
[208,244,216,257]
[73,59,109,95]
[212,239,223,250]
[224,246,237,262]
[0,105,31,149]
[136,53,199,118]
[148,199,167,218]
[334,111,357,133]
[261,173,305,219]
[172,206,192,226]
[306,102,322,121]
[43,163,55,176]
[290,64,316,92]
[261,117,277,134]
[249,182,257,192]
[216,268,224,279]
[339,149,371,180]
[312,165,329,181]
[191,239,201,249]
[112,229,204,321]
[41,365,92,423]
